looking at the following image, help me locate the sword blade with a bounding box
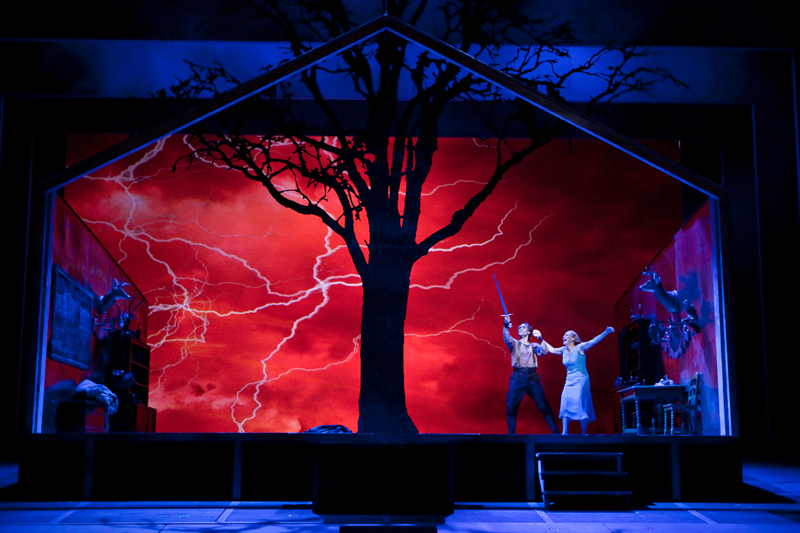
[493,273,511,317]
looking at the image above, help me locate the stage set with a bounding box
[23,129,738,510]
[4,5,798,527]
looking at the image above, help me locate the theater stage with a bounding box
[18,433,741,508]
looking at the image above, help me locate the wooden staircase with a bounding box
[536,452,632,509]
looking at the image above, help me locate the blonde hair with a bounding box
[565,330,581,343]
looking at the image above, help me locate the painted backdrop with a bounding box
[64,134,683,434]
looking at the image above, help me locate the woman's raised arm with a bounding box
[579,326,615,353]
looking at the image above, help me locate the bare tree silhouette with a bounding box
[164,0,685,433]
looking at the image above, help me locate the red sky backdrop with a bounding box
[64,134,683,434]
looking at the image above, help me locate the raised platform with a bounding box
[18,433,741,506]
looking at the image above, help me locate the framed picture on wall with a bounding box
[49,264,94,370]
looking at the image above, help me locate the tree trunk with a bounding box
[357,249,419,434]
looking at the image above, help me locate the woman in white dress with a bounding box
[540,327,614,434]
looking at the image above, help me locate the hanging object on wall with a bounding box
[49,265,95,370]
[639,267,707,359]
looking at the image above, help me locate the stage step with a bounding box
[537,452,632,509]
[539,470,628,491]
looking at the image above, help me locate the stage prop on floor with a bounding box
[662,371,703,435]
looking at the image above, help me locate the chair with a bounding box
[663,371,702,435]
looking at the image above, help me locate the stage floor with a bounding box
[0,462,799,532]
[15,433,744,504]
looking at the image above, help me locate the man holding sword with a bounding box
[495,274,558,435]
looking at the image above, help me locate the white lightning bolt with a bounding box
[405,301,508,359]
[230,228,361,432]
[412,210,554,290]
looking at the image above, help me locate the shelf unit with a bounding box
[107,330,155,431]
[618,319,662,386]
[109,331,151,405]
[128,336,150,406]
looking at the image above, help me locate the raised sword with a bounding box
[493,273,512,320]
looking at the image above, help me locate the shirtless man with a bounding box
[503,317,558,434]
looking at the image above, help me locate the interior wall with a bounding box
[40,195,149,432]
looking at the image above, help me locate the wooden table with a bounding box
[617,385,686,435]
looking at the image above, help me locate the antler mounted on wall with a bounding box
[639,267,706,359]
